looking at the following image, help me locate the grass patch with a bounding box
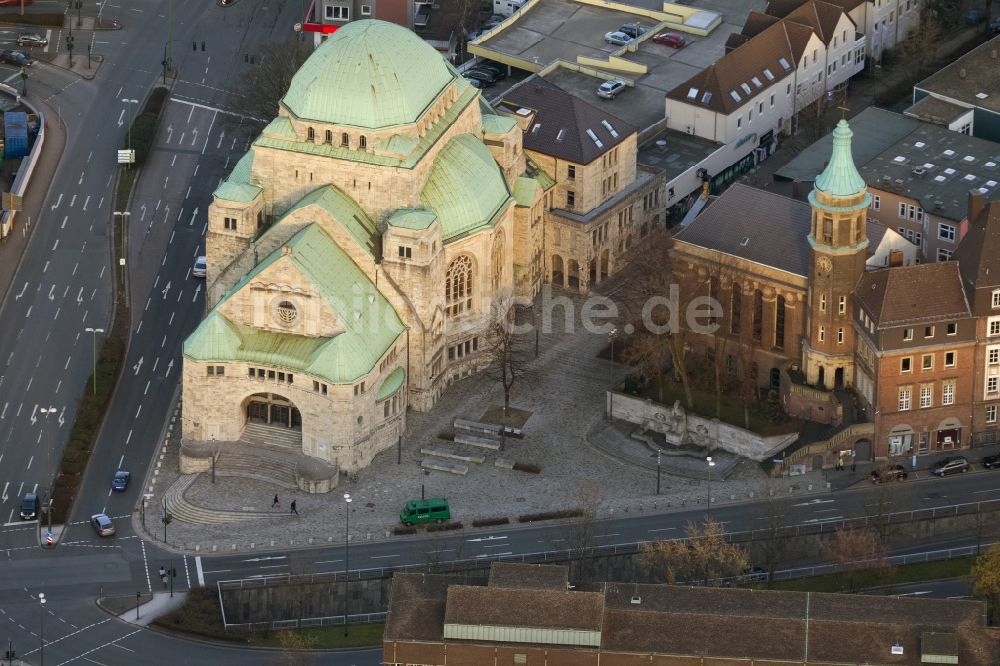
[0,13,64,27]
[115,168,136,212]
[770,557,974,593]
[153,587,384,648]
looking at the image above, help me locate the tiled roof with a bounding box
[914,35,1000,115]
[488,563,569,591]
[741,10,781,38]
[855,262,971,327]
[674,184,812,276]
[443,585,604,631]
[954,200,1000,302]
[767,0,866,19]
[784,0,848,44]
[499,77,636,165]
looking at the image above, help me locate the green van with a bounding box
[400,498,451,525]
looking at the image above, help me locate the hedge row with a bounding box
[512,462,540,474]
[517,508,583,524]
[425,522,463,532]
[471,517,510,528]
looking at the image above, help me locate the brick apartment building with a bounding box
[383,562,1000,665]
[672,114,1000,462]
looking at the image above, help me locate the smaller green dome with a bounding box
[814,119,867,197]
[282,20,456,129]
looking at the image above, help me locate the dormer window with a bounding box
[306,127,315,141]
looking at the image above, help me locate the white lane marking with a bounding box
[195,556,205,586]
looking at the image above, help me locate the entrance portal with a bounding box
[244,393,302,429]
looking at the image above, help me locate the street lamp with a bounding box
[84,327,105,395]
[121,98,138,153]
[38,593,45,666]
[706,456,716,518]
[607,327,618,420]
[113,211,130,285]
[343,492,352,636]
[656,451,662,495]
[39,407,57,537]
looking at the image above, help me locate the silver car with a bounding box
[604,31,633,46]
[596,80,626,99]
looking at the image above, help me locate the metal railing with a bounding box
[222,611,387,631]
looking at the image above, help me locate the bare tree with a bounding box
[620,230,695,409]
[821,526,892,592]
[483,290,530,412]
[749,484,797,588]
[641,518,750,586]
[972,545,1000,625]
[230,38,311,130]
[560,481,603,585]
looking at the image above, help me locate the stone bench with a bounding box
[420,458,469,475]
[420,446,486,464]
[454,432,501,451]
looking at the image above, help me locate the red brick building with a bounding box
[383,562,1000,665]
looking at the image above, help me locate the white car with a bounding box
[192,256,207,278]
[597,80,627,99]
[604,31,633,46]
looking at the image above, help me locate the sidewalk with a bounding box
[99,591,188,627]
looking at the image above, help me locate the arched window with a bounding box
[491,230,505,291]
[341,132,349,147]
[359,135,367,149]
[306,127,315,141]
[775,295,786,350]
[325,129,333,144]
[752,289,763,342]
[275,300,298,326]
[445,256,473,317]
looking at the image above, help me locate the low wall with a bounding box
[608,392,797,461]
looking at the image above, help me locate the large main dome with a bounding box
[281,20,457,129]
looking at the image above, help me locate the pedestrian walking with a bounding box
[159,566,167,588]
[272,494,280,509]
[290,500,298,515]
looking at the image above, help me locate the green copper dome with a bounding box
[281,20,456,129]
[813,119,867,197]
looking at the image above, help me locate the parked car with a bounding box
[400,497,451,525]
[743,566,768,582]
[111,470,130,491]
[963,8,985,24]
[930,456,969,476]
[619,23,646,39]
[466,67,500,84]
[596,79,627,99]
[604,31,633,46]
[474,62,506,80]
[870,464,908,484]
[653,32,686,48]
[464,76,485,89]
[192,255,207,278]
[463,70,495,87]
[16,32,47,47]
[91,513,116,537]
[0,50,33,67]
[989,16,1000,33]
[983,454,1000,469]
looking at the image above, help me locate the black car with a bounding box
[983,454,1000,469]
[463,76,485,89]
[0,50,33,67]
[619,23,646,38]
[466,67,500,84]
[463,70,496,87]
[474,62,506,80]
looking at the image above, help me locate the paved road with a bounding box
[864,578,973,600]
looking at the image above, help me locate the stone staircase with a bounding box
[240,422,302,450]
[214,443,301,489]
[163,474,285,525]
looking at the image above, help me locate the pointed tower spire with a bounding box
[813,119,866,197]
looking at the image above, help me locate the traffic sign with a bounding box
[117,149,135,164]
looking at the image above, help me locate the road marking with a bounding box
[475,552,511,558]
[973,488,1000,494]
[58,629,142,664]
[50,193,62,210]
[258,564,288,569]
[201,110,217,155]
[370,554,399,559]
[895,591,931,596]
[482,544,510,549]
[195,556,205,585]
[200,568,231,575]
[314,559,344,564]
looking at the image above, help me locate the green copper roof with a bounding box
[270,185,378,258]
[214,149,262,203]
[263,117,296,139]
[376,367,406,400]
[513,177,540,207]
[184,224,404,384]
[254,80,479,169]
[388,208,437,230]
[281,20,456,129]
[814,119,867,197]
[482,114,517,135]
[420,133,511,242]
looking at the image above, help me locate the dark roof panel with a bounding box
[855,262,971,326]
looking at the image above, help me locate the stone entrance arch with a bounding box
[853,438,872,461]
[243,392,302,430]
[551,254,564,287]
[567,259,581,290]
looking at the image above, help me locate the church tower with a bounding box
[803,119,870,391]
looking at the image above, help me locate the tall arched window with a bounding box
[306,127,315,141]
[341,132,349,147]
[359,135,367,149]
[752,289,763,342]
[491,230,505,291]
[445,256,473,317]
[324,129,333,144]
[775,295,786,350]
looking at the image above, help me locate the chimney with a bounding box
[889,249,904,267]
[968,189,986,226]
